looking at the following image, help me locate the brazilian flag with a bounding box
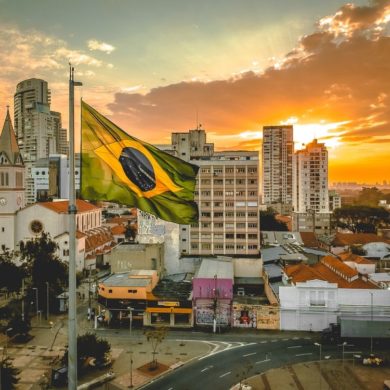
[81,101,199,224]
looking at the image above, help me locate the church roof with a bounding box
[0,108,23,166]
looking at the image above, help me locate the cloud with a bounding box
[87,39,116,54]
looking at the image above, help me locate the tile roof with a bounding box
[300,232,320,248]
[285,257,378,289]
[111,225,126,235]
[333,233,390,246]
[40,199,100,213]
[339,252,375,265]
[321,255,358,278]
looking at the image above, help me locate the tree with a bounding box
[62,333,111,376]
[0,249,25,293]
[0,356,19,389]
[19,233,68,314]
[144,327,168,369]
[235,360,254,390]
[333,205,390,233]
[355,187,383,207]
[260,208,288,231]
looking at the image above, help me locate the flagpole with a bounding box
[68,64,82,390]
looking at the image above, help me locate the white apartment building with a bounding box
[160,129,260,256]
[292,139,331,234]
[14,78,68,204]
[262,125,293,214]
[183,151,259,256]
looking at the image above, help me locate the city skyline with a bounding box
[1,0,389,183]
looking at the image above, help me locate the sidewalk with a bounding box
[242,360,390,390]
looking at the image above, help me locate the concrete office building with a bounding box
[292,139,331,234]
[158,129,260,256]
[262,125,293,214]
[14,78,68,203]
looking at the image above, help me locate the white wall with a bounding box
[280,281,390,331]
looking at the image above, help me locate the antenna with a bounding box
[196,107,199,130]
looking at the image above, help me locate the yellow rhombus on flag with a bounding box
[81,101,199,224]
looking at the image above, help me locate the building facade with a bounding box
[0,110,25,252]
[262,125,293,214]
[14,78,68,203]
[292,139,330,234]
[161,129,260,257]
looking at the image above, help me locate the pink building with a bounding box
[193,258,234,328]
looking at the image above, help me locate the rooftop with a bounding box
[40,199,100,213]
[101,273,152,287]
[196,258,234,279]
[151,279,192,301]
[339,252,375,265]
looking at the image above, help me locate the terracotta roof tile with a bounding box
[40,199,100,213]
[321,256,358,278]
[333,233,390,246]
[300,232,320,248]
[285,258,378,289]
[111,225,126,235]
[339,252,374,265]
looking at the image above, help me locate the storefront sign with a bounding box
[158,301,180,307]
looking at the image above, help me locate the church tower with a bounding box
[0,107,25,252]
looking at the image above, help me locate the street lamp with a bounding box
[342,341,347,366]
[314,342,322,390]
[88,264,93,321]
[46,282,49,321]
[127,350,133,388]
[32,287,39,319]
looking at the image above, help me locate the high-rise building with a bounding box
[292,139,330,234]
[0,109,25,252]
[14,78,68,203]
[262,125,293,214]
[164,129,260,256]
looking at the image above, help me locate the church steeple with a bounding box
[0,107,23,166]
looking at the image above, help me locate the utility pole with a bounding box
[88,264,93,320]
[33,287,39,319]
[68,64,82,390]
[213,274,217,334]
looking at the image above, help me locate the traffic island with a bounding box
[137,361,170,377]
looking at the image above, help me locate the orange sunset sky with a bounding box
[1,0,390,184]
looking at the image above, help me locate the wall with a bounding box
[233,258,262,277]
[106,243,164,276]
[192,278,233,300]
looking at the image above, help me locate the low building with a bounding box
[192,258,234,328]
[144,275,193,328]
[339,252,376,275]
[279,256,390,331]
[97,270,158,324]
[318,232,390,255]
[368,273,390,289]
[104,242,165,277]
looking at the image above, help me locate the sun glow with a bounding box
[281,117,348,149]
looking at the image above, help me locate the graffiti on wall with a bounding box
[196,302,230,325]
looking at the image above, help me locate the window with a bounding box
[201,168,210,173]
[225,202,234,207]
[236,168,245,173]
[214,191,223,196]
[236,234,246,239]
[201,222,211,228]
[225,167,234,173]
[236,212,246,217]
[202,243,211,250]
[236,223,246,229]
[248,223,258,228]
[201,179,211,185]
[248,167,257,174]
[109,289,113,293]
[225,191,234,196]
[214,212,223,218]
[214,244,223,250]
[214,179,223,185]
[191,243,198,249]
[236,245,245,250]
[201,212,211,217]
[248,234,257,239]
[226,233,234,239]
[248,245,258,250]
[128,289,138,293]
[225,211,234,217]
